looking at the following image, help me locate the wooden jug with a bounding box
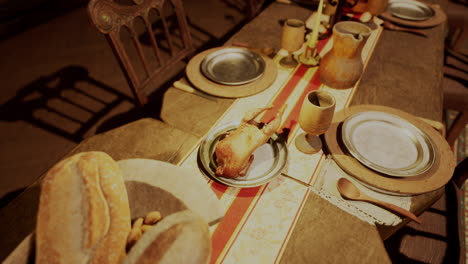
[319,21,372,89]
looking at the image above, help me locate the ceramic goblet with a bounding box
[280,19,305,68]
[295,90,336,154]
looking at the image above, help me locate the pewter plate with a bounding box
[198,122,288,187]
[387,0,435,21]
[200,48,266,86]
[341,111,435,177]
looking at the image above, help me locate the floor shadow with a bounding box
[444,72,468,87]
[0,188,27,211]
[384,184,460,263]
[0,184,40,262]
[93,2,261,135]
[0,65,135,143]
[0,0,87,42]
[93,106,147,135]
[93,69,182,135]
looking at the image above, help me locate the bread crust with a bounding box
[35,152,131,264]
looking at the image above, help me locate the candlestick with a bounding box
[298,0,323,66]
[310,0,324,49]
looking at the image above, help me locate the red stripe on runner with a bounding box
[211,37,331,263]
[210,186,263,263]
[274,154,325,263]
[262,65,309,123]
[211,181,230,199]
[274,36,340,262]
[271,37,332,262]
[316,35,330,51]
[282,37,331,133]
[209,66,310,263]
[208,65,308,195]
[218,185,270,264]
[351,12,362,20]
[283,70,323,131]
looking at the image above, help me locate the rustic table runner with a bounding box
[177,15,392,263]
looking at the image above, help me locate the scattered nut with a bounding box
[144,211,162,225]
[132,217,144,229]
[141,224,154,233]
[360,12,372,23]
[126,224,142,250]
[126,212,163,251]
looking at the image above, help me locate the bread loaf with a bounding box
[124,210,211,264]
[35,151,131,264]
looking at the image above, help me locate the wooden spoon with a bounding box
[382,20,428,37]
[337,178,421,224]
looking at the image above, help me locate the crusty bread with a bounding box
[35,151,131,264]
[124,210,211,264]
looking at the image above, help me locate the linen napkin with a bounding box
[311,156,412,226]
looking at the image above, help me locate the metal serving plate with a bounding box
[200,48,266,86]
[198,122,288,188]
[341,111,435,177]
[387,0,435,21]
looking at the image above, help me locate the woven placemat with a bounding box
[380,2,447,28]
[324,104,455,195]
[186,47,278,98]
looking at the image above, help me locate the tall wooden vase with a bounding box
[319,21,372,89]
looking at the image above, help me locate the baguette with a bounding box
[124,210,211,264]
[35,151,131,264]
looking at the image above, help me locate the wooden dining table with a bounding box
[0,0,453,263]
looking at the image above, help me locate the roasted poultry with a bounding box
[215,105,286,178]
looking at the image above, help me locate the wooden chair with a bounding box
[450,158,468,264]
[443,14,468,147]
[384,158,468,263]
[87,0,194,106]
[444,75,468,147]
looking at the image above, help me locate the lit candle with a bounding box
[309,0,324,49]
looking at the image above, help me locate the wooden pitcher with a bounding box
[319,21,372,89]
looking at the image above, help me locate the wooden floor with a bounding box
[385,187,461,263]
[0,0,252,204]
